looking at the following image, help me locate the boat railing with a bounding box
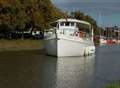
[45,27,92,41]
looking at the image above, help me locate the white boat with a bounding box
[44,18,95,57]
[100,36,107,45]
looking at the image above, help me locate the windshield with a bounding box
[77,23,91,33]
[77,23,92,37]
[60,22,75,27]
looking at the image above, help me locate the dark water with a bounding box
[0,46,120,88]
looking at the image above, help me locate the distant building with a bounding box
[104,26,120,39]
[99,26,120,45]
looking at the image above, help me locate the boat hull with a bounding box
[45,37,95,57]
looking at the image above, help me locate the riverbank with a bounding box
[106,81,120,88]
[0,39,44,51]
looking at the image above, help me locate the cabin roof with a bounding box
[55,18,91,25]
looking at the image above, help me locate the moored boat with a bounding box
[44,18,95,57]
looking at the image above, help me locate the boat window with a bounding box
[71,22,74,26]
[65,22,70,26]
[77,23,91,37]
[77,23,90,32]
[60,22,64,26]
[60,22,74,26]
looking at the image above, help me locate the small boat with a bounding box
[44,18,95,57]
[100,36,107,45]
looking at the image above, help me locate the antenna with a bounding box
[63,8,68,21]
[98,11,102,37]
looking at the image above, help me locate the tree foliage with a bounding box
[0,0,63,32]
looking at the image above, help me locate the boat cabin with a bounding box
[50,18,93,38]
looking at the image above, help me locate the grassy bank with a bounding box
[106,81,120,88]
[0,39,44,51]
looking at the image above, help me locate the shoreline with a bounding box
[0,47,44,52]
[0,47,46,55]
[0,39,44,52]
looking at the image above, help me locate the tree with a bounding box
[0,0,63,39]
[71,10,85,20]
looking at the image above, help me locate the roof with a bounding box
[55,18,91,25]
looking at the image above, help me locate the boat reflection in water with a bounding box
[56,55,95,88]
[40,55,95,88]
[33,55,95,88]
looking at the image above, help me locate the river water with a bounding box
[0,46,120,88]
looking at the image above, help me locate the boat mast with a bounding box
[117,26,119,45]
[98,11,102,38]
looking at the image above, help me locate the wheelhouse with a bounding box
[50,18,93,38]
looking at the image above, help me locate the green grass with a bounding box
[0,39,44,50]
[106,81,120,88]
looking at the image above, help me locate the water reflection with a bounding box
[0,50,57,88]
[0,50,95,88]
[56,55,95,88]
[95,46,120,88]
[1,46,120,88]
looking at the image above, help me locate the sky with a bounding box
[52,0,120,27]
